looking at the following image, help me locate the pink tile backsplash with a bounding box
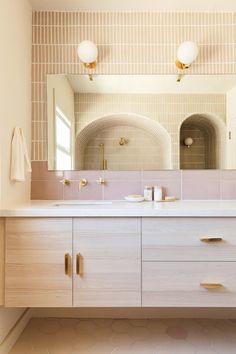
[31,180,63,200]
[142,171,181,180]
[103,180,142,200]
[221,170,236,200]
[181,170,221,200]
[63,180,103,200]
[31,161,63,181]
[104,171,142,181]
[31,162,236,200]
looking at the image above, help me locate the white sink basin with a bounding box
[53,201,113,206]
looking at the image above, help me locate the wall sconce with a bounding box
[175,41,199,70]
[77,40,98,80]
[184,137,194,148]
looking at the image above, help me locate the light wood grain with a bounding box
[5,218,73,307]
[0,219,5,306]
[143,262,236,307]
[73,218,141,307]
[142,218,236,261]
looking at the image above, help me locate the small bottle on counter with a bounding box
[154,186,163,202]
[144,186,153,201]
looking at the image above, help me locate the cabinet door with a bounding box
[5,218,72,307]
[73,218,141,307]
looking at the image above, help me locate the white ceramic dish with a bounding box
[125,195,145,202]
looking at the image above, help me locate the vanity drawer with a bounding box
[142,262,236,307]
[142,218,236,261]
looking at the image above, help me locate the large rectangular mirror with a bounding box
[47,74,236,171]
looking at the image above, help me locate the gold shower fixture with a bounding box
[99,143,107,170]
[119,137,128,146]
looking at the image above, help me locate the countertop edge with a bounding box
[1,201,236,217]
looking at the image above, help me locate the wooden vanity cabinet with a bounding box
[5,218,73,307]
[5,216,236,308]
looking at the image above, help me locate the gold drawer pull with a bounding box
[76,253,81,275]
[200,237,223,243]
[200,283,223,289]
[65,253,71,276]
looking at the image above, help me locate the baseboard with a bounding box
[0,308,32,354]
[32,307,236,319]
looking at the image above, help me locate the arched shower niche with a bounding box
[75,113,172,170]
[179,114,226,170]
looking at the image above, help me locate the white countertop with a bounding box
[1,200,236,217]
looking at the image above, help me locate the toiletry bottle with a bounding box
[154,186,163,202]
[144,186,153,201]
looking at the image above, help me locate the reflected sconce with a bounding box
[176,41,199,70]
[184,137,194,148]
[77,40,98,81]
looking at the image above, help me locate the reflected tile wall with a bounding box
[31,162,236,200]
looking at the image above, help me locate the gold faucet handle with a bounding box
[200,283,223,290]
[96,177,106,185]
[60,178,70,186]
[79,178,88,191]
[200,237,223,243]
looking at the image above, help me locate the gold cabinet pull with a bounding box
[200,283,223,289]
[200,237,223,243]
[65,253,70,276]
[76,253,81,275]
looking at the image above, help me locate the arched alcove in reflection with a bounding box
[75,113,172,170]
[179,114,226,169]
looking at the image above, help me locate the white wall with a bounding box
[0,0,32,352]
[0,0,32,208]
[226,86,236,168]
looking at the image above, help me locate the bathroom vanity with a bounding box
[2,201,236,309]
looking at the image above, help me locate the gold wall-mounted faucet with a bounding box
[96,177,106,185]
[60,178,70,186]
[79,178,88,191]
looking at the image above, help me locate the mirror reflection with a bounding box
[47,75,236,171]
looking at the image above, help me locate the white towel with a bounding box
[10,127,32,181]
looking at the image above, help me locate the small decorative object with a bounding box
[165,196,176,202]
[154,186,163,202]
[144,186,153,201]
[184,137,194,148]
